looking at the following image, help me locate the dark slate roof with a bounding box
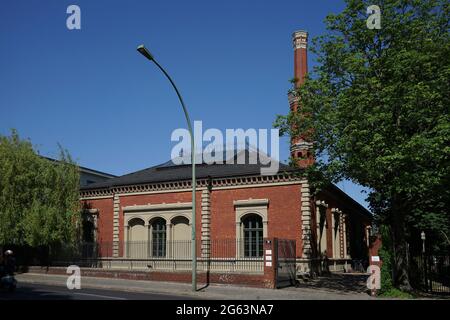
[322,184,373,219]
[42,156,117,178]
[80,150,296,190]
[79,149,372,218]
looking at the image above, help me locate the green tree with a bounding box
[0,130,81,249]
[275,0,449,290]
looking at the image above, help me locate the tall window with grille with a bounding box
[243,214,263,257]
[151,218,166,257]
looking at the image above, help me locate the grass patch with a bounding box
[379,288,415,299]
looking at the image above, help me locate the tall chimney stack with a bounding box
[293,30,308,88]
[289,30,314,167]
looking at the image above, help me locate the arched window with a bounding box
[242,214,263,257]
[82,220,95,259]
[171,216,191,258]
[82,220,95,243]
[127,218,146,258]
[151,218,166,257]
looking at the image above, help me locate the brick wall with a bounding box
[27,237,281,289]
[210,184,302,256]
[27,266,270,288]
[82,198,114,247]
[314,192,372,260]
[82,184,304,258]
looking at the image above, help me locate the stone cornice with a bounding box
[83,208,99,214]
[331,208,343,215]
[233,198,269,207]
[123,202,192,212]
[80,172,304,199]
[315,200,328,208]
[288,92,299,105]
[293,30,308,49]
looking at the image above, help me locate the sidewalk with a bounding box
[15,272,374,300]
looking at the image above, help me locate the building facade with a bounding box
[79,30,372,278]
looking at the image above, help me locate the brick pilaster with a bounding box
[263,238,277,289]
[339,213,345,258]
[113,194,120,257]
[201,189,211,258]
[300,181,312,258]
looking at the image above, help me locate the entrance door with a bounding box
[275,239,297,288]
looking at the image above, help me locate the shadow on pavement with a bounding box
[295,273,370,294]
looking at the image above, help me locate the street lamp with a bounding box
[137,44,197,292]
[421,231,426,254]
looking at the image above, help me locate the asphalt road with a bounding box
[0,282,198,300]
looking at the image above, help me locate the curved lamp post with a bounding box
[137,45,197,292]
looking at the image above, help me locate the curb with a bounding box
[15,273,377,300]
[16,275,218,299]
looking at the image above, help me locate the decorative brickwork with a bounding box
[112,194,120,257]
[201,188,211,258]
[300,182,312,258]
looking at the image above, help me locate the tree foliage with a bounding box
[275,0,449,289]
[0,129,81,247]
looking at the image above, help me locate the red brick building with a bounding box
[80,30,372,279]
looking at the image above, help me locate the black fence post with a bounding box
[423,254,428,292]
[426,255,431,293]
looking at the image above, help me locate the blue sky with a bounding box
[0,0,370,209]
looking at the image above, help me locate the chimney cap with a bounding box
[292,30,308,38]
[292,30,308,49]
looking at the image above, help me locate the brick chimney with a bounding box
[293,30,308,88]
[288,30,314,167]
